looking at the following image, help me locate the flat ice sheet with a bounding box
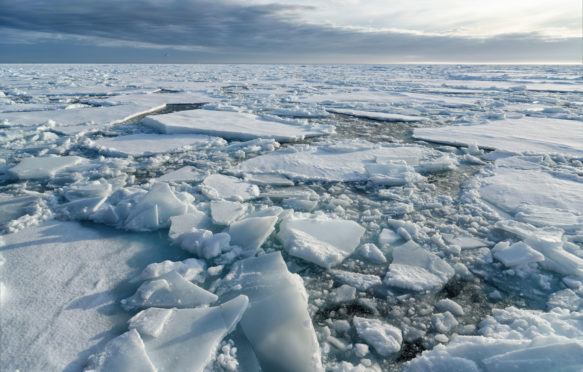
[142,109,331,142]
[414,118,583,158]
[233,141,450,183]
[0,220,187,372]
[88,133,225,156]
[326,108,425,122]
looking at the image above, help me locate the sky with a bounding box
[0,0,581,63]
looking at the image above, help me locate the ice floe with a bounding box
[9,155,86,180]
[142,109,332,142]
[201,174,260,201]
[234,140,456,183]
[414,118,583,158]
[87,133,225,157]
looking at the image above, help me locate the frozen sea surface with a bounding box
[1,64,582,372]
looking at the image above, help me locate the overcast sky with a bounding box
[0,0,580,63]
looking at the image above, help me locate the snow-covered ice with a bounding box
[142,109,332,142]
[414,118,583,158]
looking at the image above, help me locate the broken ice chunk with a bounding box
[384,240,454,292]
[329,269,383,291]
[378,228,402,247]
[9,155,85,180]
[121,271,218,310]
[330,284,357,304]
[432,312,459,333]
[217,252,323,372]
[168,212,210,241]
[436,299,464,317]
[124,183,191,231]
[128,308,174,338]
[358,243,387,264]
[131,295,249,372]
[85,329,156,372]
[353,316,402,356]
[228,216,277,253]
[492,241,545,267]
[201,174,259,201]
[278,214,365,269]
[157,166,206,183]
[210,200,247,225]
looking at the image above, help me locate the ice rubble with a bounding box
[87,133,226,157]
[234,140,456,184]
[414,118,583,158]
[278,214,366,269]
[217,252,324,372]
[142,109,332,142]
[87,296,249,372]
[405,306,583,372]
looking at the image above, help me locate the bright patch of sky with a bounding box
[248,0,581,38]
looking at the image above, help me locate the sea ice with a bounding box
[142,109,331,142]
[88,133,225,157]
[228,215,278,253]
[234,141,454,183]
[121,270,218,310]
[414,118,583,158]
[492,241,545,267]
[0,220,183,371]
[384,240,454,292]
[157,166,206,183]
[278,214,365,269]
[327,108,426,122]
[201,174,260,201]
[9,155,86,180]
[353,316,403,356]
[90,295,249,372]
[210,200,248,225]
[329,269,383,291]
[406,306,583,372]
[217,252,323,372]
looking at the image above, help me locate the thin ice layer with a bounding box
[142,109,330,142]
[217,252,324,372]
[413,118,583,158]
[327,108,426,122]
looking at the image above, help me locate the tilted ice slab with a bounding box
[0,220,185,372]
[87,296,249,372]
[142,109,331,142]
[121,270,218,310]
[414,118,583,158]
[217,252,324,372]
[406,306,583,372]
[9,155,87,180]
[384,240,455,292]
[102,91,214,107]
[88,133,225,157]
[278,214,365,269]
[327,108,426,122]
[478,158,583,230]
[234,141,455,184]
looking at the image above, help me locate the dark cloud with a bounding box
[0,0,579,62]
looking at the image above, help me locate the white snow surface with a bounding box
[414,118,583,158]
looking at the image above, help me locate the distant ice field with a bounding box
[1,64,582,372]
